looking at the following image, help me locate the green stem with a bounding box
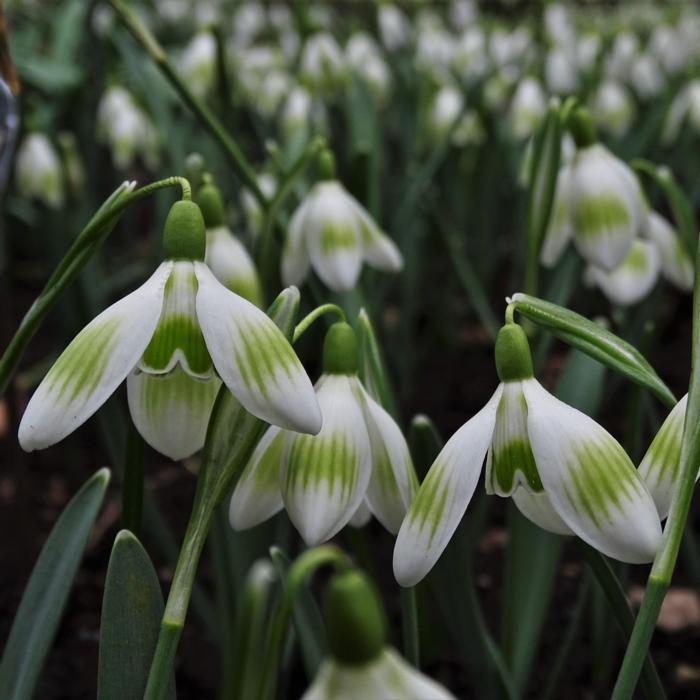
[260,546,351,700]
[399,587,419,667]
[577,542,666,700]
[109,0,266,207]
[0,177,188,396]
[121,419,145,537]
[612,235,700,700]
[293,304,346,343]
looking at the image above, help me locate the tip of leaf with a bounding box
[114,529,138,545]
[93,466,112,486]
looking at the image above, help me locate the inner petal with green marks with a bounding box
[139,261,213,379]
[485,380,543,496]
[572,193,630,240]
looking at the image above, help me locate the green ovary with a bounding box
[573,194,630,239]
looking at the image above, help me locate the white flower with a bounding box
[427,85,464,142]
[230,323,416,545]
[509,77,547,140]
[15,133,64,209]
[545,47,578,94]
[630,53,663,100]
[592,81,635,138]
[645,211,694,292]
[241,173,277,237]
[663,81,700,144]
[299,33,346,94]
[575,34,601,72]
[178,32,216,99]
[568,143,647,271]
[282,180,402,293]
[452,28,488,83]
[605,33,639,80]
[394,322,662,586]
[449,0,478,32]
[19,200,321,459]
[587,239,660,306]
[303,649,455,700]
[345,33,391,103]
[540,164,573,268]
[377,4,412,52]
[280,86,312,142]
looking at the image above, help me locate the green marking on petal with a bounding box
[408,462,449,544]
[46,317,121,403]
[573,193,630,240]
[251,431,287,493]
[621,244,648,272]
[320,222,358,254]
[640,402,683,490]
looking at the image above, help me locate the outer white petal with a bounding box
[304,182,363,292]
[18,262,172,451]
[638,395,692,520]
[589,239,660,306]
[523,380,662,564]
[281,198,311,287]
[511,487,574,536]
[205,226,263,306]
[349,500,373,528]
[127,368,221,461]
[645,211,694,292]
[359,388,417,534]
[302,649,456,700]
[281,375,372,546]
[540,165,574,268]
[194,262,322,435]
[230,426,287,529]
[393,385,503,587]
[570,144,640,271]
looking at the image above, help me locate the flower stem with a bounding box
[109,0,266,207]
[0,176,188,397]
[293,304,346,343]
[611,236,700,699]
[399,586,419,667]
[121,419,145,537]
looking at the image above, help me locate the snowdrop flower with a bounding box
[645,210,694,292]
[630,53,663,100]
[15,132,64,209]
[231,2,266,48]
[509,77,547,140]
[299,32,346,95]
[452,28,488,84]
[230,322,417,545]
[377,4,412,52]
[540,164,573,268]
[427,85,464,143]
[254,70,292,118]
[282,152,402,293]
[566,109,646,271]
[19,196,321,458]
[592,81,635,138]
[606,33,639,80]
[178,31,216,99]
[575,34,601,73]
[587,239,660,306]
[663,81,700,145]
[241,173,276,238]
[545,4,575,46]
[345,33,391,103]
[545,47,578,95]
[394,321,662,586]
[638,395,698,520]
[280,86,313,143]
[304,569,455,700]
[450,0,477,32]
[415,26,455,82]
[197,177,262,307]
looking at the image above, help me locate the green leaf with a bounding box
[0,468,111,700]
[511,293,676,408]
[523,100,563,295]
[632,159,697,259]
[97,530,173,700]
[356,308,400,419]
[408,414,444,481]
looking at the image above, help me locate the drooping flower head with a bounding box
[394,317,662,586]
[15,132,64,209]
[282,150,403,293]
[303,569,455,700]
[230,321,417,545]
[19,192,321,460]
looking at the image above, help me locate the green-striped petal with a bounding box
[281,197,311,287]
[194,262,321,434]
[638,394,690,520]
[281,374,372,546]
[523,379,661,563]
[205,226,263,307]
[230,426,287,530]
[18,262,172,451]
[485,380,543,497]
[360,388,417,534]
[393,385,502,587]
[139,261,212,378]
[126,367,221,461]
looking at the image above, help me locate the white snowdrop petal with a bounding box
[645,211,694,292]
[194,262,322,435]
[523,380,662,564]
[540,166,574,268]
[393,385,502,587]
[281,198,312,287]
[349,500,373,528]
[18,262,172,451]
[511,487,574,536]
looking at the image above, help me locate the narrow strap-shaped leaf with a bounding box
[632,159,697,259]
[97,530,173,700]
[0,468,111,700]
[511,293,676,408]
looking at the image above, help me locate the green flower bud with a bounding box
[162,200,206,261]
[318,148,337,181]
[495,323,534,382]
[196,179,225,228]
[323,570,386,665]
[568,107,597,148]
[323,322,358,375]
